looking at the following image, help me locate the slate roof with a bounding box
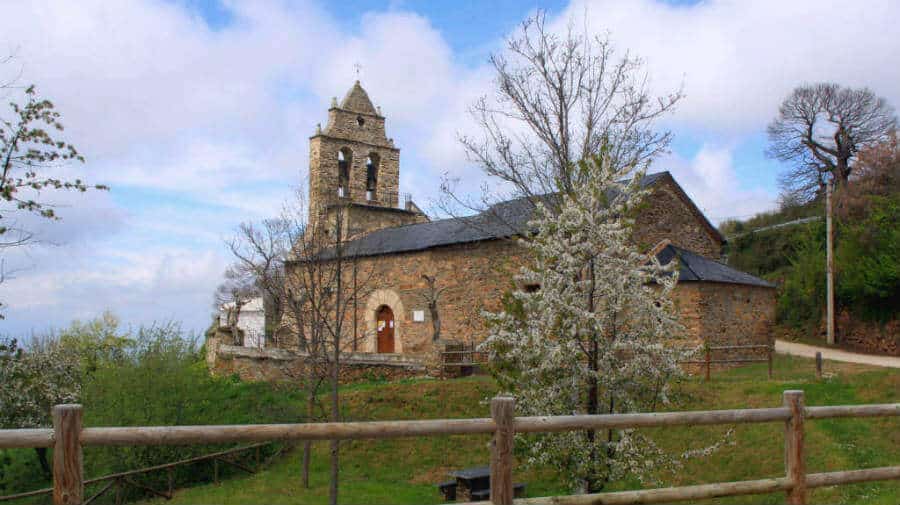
[334,171,670,259]
[656,244,775,288]
[319,171,771,288]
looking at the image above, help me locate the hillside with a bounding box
[719,200,822,282]
[720,183,900,354]
[142,356,900,505]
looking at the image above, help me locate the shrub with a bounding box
[0,319,305,502]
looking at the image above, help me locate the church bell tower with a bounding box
[308,81,404,233]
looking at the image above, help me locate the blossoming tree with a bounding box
[481,153,698,492]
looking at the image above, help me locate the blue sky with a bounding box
[0,0,898,335]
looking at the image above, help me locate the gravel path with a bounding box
[775,340,900,369]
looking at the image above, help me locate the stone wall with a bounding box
[672,282,775,358]
[345,239,523,357]
[332,203,429,241]
[282,176,771,362]
[835,311,900,356]
[634,176,724,259]
[206,337,427,383]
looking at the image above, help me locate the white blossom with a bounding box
[0,338,81,429]
[481,153,702,491]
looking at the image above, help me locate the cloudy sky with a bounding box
[0,0,897,335]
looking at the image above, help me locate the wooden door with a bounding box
[376,306,395,353]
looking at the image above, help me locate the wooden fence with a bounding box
[0,442,282,504]
[681,344,774,381]
[0,391,898,505]
[439,343,488,379]
[442,343,774,381]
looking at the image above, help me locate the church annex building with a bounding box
[208,81,776,381]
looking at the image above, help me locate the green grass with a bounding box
[140,356,898,505]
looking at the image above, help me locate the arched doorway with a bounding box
[376,305,395,353]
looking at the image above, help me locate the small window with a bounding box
[357,116,365,127]
[523,283,540,293]
[412,310,425,322]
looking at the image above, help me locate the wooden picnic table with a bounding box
[449,466,490,501]
[438,466,525,502]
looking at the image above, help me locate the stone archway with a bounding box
[365,289,405,353]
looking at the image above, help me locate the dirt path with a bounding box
[775,340,900,369]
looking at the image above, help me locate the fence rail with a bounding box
[0,442,278,504]
[0,393,898,505]
[680,343,773,381]
[439,343,488,379]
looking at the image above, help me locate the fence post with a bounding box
[490,396,515,505]
[705,345,711,381]
[52,404,83,505]
[783,390,806,505]
[815,352,822,380]
[767,345,773,379]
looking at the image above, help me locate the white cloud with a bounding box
[558,0,900,132]
[1,245,227,332]
[661,145,774,223]
[1,0,897,334]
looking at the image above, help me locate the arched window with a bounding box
[337,148,352,197]
[366,153,379,201]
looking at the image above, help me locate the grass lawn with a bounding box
[143,355,899,505]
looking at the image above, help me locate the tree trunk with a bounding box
[430,302,441,341]
[584,258,602,493]
[329,351,340,505]
[329,209,344,505]
[302,389,315,488]
[34,447,51,479]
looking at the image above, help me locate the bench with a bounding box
[514,483,526,498]
[470,489,490,501]
[468,484,526,502]
[437,480,457,501]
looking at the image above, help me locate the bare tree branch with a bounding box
[767,82,897,201]
[444,11,681,223]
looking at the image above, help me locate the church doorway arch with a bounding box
[376,305,395,353]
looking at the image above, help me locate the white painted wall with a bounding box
[220,297,266,348]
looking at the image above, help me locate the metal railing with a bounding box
[0,391,897,505]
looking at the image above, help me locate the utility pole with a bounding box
[826,179,835,345]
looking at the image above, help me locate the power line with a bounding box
[724,216,821,240]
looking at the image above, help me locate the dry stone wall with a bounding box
[672,283,775,360]
[206,337,426,383]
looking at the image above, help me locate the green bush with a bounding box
[774,194,900,328]
[836,195,900,321]
[0,320,305,502]
[776,222,826,328]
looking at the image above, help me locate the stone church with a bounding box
[279,80,777,361]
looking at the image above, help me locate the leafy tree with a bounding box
[55,311,133,376]
[776,222,827,329]
[481,153,702,492]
